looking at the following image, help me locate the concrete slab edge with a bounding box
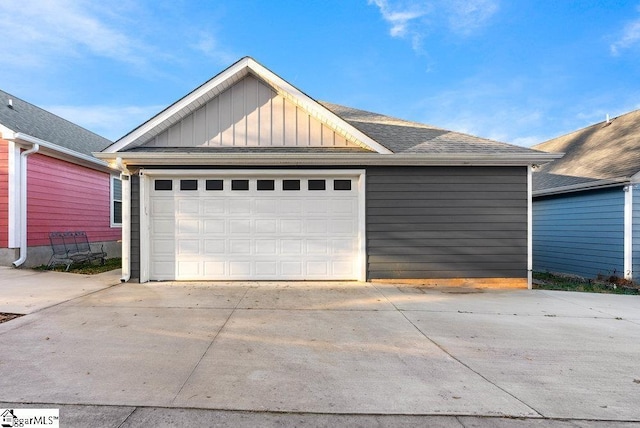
[1,402,639,427]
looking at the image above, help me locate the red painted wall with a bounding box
[27,154,121,246]
[0,139,8,247]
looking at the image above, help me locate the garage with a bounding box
[140,170,366,281]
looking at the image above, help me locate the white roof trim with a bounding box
[14,132,111,170]
[533,176,629,197]
[103,57,393,154]
[95,151,560,167]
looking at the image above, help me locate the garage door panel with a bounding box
[281,261,303,276]
[149,173,362,280]
[204,261,225,276]
[151,198,174,215]
[304,199,329,214]
[255,240,277,254]
[229,239,251,254]
[306,219,328,234]
[177,219,200,234]
[281,239,303,254]
[278,199,302,214]
[255,219,277,234]
[256,261,277,275]
[151,239,174,256]
[177,199,200,215]
[203,199,224,214]
[330,219,356,234]
[204,239,225,253]
[230,199,251,213]
[307,239,328,254]
[331,199,357,213]
[281,219,303,233]
[230,219,251,234]
[256,199,277,213]
[177,261,200,277]
[177,239,200,255]
[307,261,329,275]
[229,261,251,276]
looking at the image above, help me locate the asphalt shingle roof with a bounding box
[320,102,545,155]
[532,109,640,191]
[0,89,112,156]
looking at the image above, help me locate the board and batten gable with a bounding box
[141,75,359,149]
[533,187,625,278]
[367,166,528,280]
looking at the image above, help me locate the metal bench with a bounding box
[47,231,106,271]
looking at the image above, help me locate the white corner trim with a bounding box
[624,185,633,280]
[7,141,20,248]
[139,172,150,283]
[528,165,533,289]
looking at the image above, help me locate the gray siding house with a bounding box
[532,109,640,280]
[96,57,557,287]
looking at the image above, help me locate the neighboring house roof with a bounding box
[532,109,640,195]
[0,89,112,157]
[98,56,559,167]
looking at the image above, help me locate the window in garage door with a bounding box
[143,171,365,282]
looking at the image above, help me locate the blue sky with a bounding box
[1,0,639,147]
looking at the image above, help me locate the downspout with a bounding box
[624,185,633,281]
[527,165,533,289]
[12,143,40,267]
[115,157,131,282]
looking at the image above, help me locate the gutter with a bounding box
[15,133,110,170]
[115,157,131,283]
[94,151,563,167]
[532,177,630,197]
[12,143,40,267]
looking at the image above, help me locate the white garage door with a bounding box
[145,171,364,281]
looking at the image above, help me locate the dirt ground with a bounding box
[0,313,23,323]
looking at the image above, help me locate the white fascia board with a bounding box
[13,133,113,172]
[95,151,561,167]
[245,58,393,154]
[532,177,630,197]
[0,123,16,139]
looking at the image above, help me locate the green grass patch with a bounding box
[533,272,640,295]
[36,258,121,275]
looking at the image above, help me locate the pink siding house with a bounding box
[0,89,121,267]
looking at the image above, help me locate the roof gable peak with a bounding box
[104,57,392,154]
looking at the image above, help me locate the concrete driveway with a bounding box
[0,268,639,426]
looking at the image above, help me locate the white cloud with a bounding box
[0,0,147,67]
[191,32,237,65]
[446,0,499,35]
[45,104,166,141]
[368,0,499,52]
[610,18,640,55]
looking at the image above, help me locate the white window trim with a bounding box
[138,169,366,283]
[110,175,123,228]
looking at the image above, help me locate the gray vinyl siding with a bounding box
[366,166,528,279]
[632,185,640,280]
[533,187,624,279]
[130,174,140,280]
